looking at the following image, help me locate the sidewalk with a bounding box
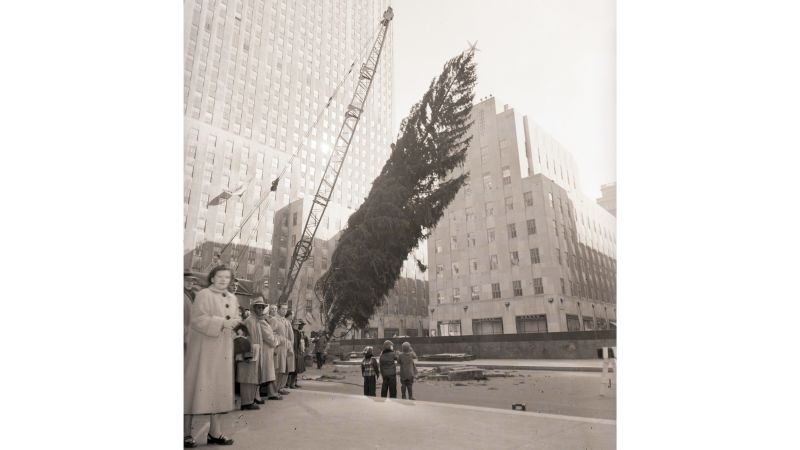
[207,389,615,449]
[333,358,614,372]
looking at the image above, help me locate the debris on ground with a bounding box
[419,353,476,362]
[484,370,514,378]
[415,365,491,381]
[447,368,487,381]
[321,374,346,380]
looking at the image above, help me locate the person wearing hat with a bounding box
[378,340,399,398]
[289,318,306,388]
[183,271,199,352]
[236,296,275,410]
[313,330,329,369]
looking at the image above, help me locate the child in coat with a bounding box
[378,340,399,398]
[360,346,380,397]
[397,341,418,400]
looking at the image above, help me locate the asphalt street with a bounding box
[297,363,616,420]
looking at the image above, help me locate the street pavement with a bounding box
[193,388,615,449]
[300,364,617,420]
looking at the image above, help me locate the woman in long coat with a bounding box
[184,265,239,447]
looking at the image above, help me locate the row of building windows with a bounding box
[435,245,546,278]
[435,270,612,303]
[185,0,392,148]
[435,277,546,304]
[437,314,613,336]
[461,167,614,247]
[436,218,540,252]
[436,214,614,290]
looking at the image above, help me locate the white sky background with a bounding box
[390,0,615,199]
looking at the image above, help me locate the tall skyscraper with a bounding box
[427,97,616,335]
[183,0,395,294]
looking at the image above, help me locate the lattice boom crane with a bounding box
[277,7,394,310]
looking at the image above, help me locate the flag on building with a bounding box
[207,177,253,207]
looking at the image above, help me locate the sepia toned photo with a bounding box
[183,0,616,448]
[9,0,800,449]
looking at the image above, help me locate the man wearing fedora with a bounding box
[236,296,276,409]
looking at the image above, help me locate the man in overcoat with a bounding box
[314,331,328,369]
[267,304,290,395]
[281,305,295,389]
[236,297,273,409]
[259,305,281,400]
[289,319,307,388]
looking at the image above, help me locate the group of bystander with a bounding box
[182,265,317,448]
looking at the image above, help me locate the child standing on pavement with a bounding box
[398,341,418,400]
[360,346,380,397]
[378,340,399,398]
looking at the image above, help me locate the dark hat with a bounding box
[250,297,267,308]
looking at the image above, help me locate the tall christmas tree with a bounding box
[316,49,477,334]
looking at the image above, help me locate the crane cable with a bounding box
[231,22,383,269]
[274,20,383,183]
[218,20,384,275]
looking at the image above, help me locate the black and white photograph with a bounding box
[5,1,800,449]
[182,0,615,448]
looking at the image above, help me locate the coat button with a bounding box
[225,304,229,308]
[226,315,231,320]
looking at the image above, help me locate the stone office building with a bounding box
[597,182,617,217]
[183,0,395,287]
[427,97,616,336]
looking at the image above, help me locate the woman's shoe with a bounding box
[241,403,260,410]
[184,436,198,448]
[254,398,266,404]
[207,434,234,445]
[267,395,283,400]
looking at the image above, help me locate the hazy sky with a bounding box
[390,0,615,199]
